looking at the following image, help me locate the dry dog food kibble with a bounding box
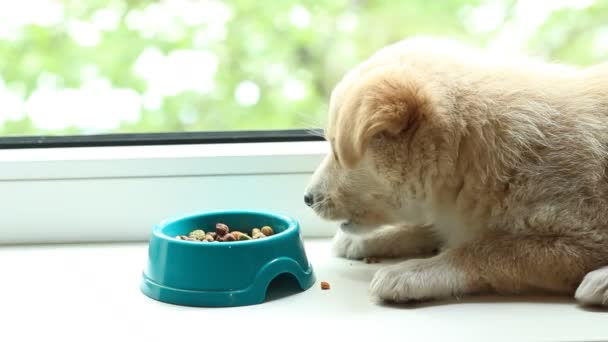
[188,229,206,241]
[261,226,274,236]
[364,257,381,264]
[215,223,230,237]
[222,233,236,242]
[321,281,331,290]
[175,222,274,243]
[238,234,252,241]
[251,228,266,239]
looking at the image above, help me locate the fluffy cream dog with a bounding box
[304,37,608,306]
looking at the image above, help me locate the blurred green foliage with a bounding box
[0,0,607,136]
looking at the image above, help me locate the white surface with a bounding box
[1,239,607,342]
[0,141,328,179]
[0,141,335,244]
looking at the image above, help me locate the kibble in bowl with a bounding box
[175,222,274,243]
[141,209,316,307]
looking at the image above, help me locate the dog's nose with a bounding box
[304,193,314,207]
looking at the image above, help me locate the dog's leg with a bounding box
[369,233,606,303]
[332,224,440,260]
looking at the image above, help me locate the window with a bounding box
[1,1,606,244]
[1,0,606,138]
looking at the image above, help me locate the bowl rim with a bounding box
[153,209,299,246]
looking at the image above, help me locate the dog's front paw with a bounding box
[369,256,468,303]
[331,230,371,260]
[575,266,608,307]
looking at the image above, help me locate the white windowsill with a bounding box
[0,140,329,179]
[0,141,335,244]
[1,239,607,342]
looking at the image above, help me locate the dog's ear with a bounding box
[332,66,432,168]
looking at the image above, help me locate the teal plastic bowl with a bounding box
[140,210,315,307]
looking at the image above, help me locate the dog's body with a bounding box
[304,37,608,306]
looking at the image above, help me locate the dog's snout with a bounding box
[304,193,314,207]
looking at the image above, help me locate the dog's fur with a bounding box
[305,37,608,306]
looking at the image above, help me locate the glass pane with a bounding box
[0,0,606,136]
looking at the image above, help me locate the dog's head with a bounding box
[304,59,447,234]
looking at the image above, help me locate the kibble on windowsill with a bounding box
[364,257,381,264]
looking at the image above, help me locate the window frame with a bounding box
[0,130,335,245]
[0,129,324,148]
